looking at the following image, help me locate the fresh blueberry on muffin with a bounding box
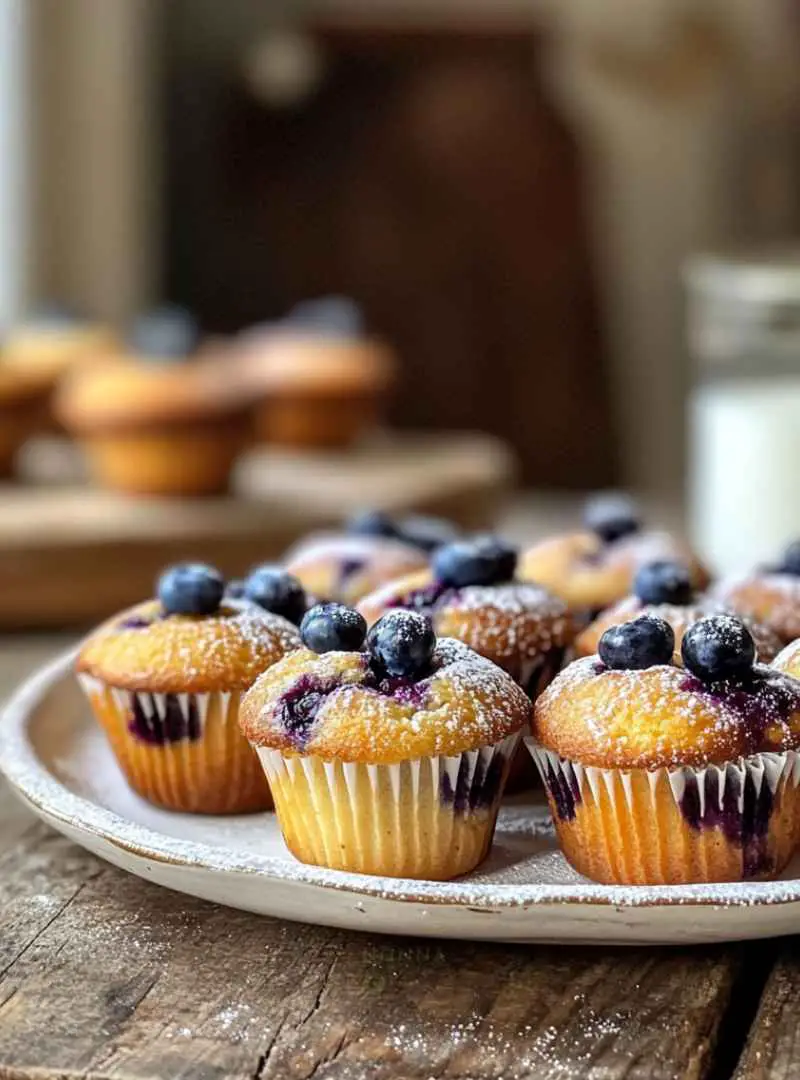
[75,562,301,814]
[243,565,308,626]
[239,609,530,879]
[529,612,800,885]
[300,601,367,654]
[576,560,782,664]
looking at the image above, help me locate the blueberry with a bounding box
[681,615,755,683]
[585,492,641,544]
[432,535,516,588]
[226,579,246,599]
[633,560,693,606]
[283,296,364,338]
[397,514,460,554]
[598,614,675,670]
[157,563,224,616]
[244,565,307,625]
[128,304,199,359]
[300,602,367,653]
[781,540,800,576]
[346,509,398,540]
[366,610,436,679]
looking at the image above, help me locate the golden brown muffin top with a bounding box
[240,637,530,764]
[236,332,395,397]
[518,530,710,614]
[56,356,254,433]
[534,655,800,770]
[76,599,301,694]
[714,573,800,646]
[284,532,428,606]
[576,597,782,665]
[358,570,574,682]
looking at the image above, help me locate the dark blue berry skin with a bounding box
[634,561,693,606]
[244,566,307,625]
[346,509,398,540]
[584,493,641,544]
[366,610,436,679]
[781,540,800,576]
[157,563,224,616]
[300,602,367,653]
[598,614,674,671]
[432,536,516,588]
[128,305,199,359]
[226,579,246,600]
[283,296,364,338]
[397,515,460,553]
[681,615,755,683]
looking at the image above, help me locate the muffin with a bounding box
[75,563,301,813]
[519,493,710,618]
[240,605,529,878]
[236,298,395,449]
[56,349,254,495]
[0,365,52,476]
[3,309,117,383]
[529,614,800,885]
[358,537,574,697]
[284,531,428,606]
[714,541,800,647]
[773,639,800,679]
[576,560,782,664]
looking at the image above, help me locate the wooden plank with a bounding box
[0,432,514,630]
[734,942,800,1080]
[0,825,746,1080]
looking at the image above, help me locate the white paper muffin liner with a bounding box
[526,738,800,884]
[76,673,271,814]
[256,732,520,879]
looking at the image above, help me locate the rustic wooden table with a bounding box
[1,637,798,1079]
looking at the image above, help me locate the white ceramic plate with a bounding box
[3,650,800,945]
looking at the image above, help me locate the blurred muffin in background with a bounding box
[236,297,395,449]
[3,305,118,384]
[0,363,53,476]
[56,306,255,496]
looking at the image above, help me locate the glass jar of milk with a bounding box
[686,250,800,576]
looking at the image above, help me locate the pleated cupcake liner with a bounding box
[256,732,520,880]
[77,673,272,814]
[526,738,800,885]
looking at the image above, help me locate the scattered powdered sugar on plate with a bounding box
[4,649,800,936]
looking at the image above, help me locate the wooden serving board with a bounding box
[1,431,515,629]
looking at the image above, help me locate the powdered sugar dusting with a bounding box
[240,638,531,763]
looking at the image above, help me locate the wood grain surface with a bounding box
[1,622,798,1080]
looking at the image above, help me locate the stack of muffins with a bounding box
[75,496,800,888]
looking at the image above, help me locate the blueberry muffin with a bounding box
[76,564,301,813]
[240,605,530,879]
[529,614,800,885]
[56,314,252,495]
[576,560,782,664]
[714,541,800,647]
[358,536,574,697]
[284,531,428,606]
[519,494,710,618]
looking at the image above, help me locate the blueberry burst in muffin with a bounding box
[529,613,800,885]
[518,493,710,618]
[714,540,800,646]
[240,605,530,879]
[576,559,782,664]
[76,563,301,814]
[358,536,574,699]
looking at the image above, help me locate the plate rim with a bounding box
[3,648,800,912]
